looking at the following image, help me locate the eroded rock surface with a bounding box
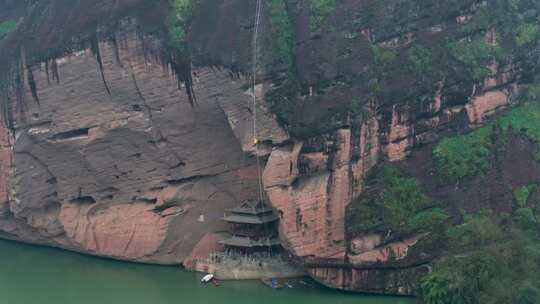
[260,69,516,293]
[0,0,535,297]
[0,28,270,263]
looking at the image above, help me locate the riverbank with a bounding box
[0,239,414,304]
[188,251,306,280]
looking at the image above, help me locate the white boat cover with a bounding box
[201,274,214,283]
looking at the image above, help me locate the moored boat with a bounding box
[201,274,214,283]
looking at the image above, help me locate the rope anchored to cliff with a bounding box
[252,0,264,203]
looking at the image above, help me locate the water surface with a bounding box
[0,239,414,304]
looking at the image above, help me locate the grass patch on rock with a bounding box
[434,100,540,184]
[0,20,17,38]
[433,125,493,184]
[498,102,540,160]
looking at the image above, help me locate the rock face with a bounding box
[0,30,516,281]
[0,26,275,263]
[1,0,538,297]
[261,67,516,293]
[262,126,379,260]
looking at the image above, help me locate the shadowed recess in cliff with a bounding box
[70,196,97,204]
[168,49,196,106]
[49,128,90,141]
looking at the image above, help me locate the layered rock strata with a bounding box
[0,27,278,264]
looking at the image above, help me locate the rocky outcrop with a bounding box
[383,80,515,163]
[260,63,517,293]
[307,264,429,295]
[465,90,511,127]
[217,82,289,156]
[0,26,272,264]
[0,0,536,297]
[261,116,381,265]
[58,202,173,260]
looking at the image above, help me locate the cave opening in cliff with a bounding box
[49,128,90,141]
[69,196,96,204]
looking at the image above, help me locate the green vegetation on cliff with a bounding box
[0,19,17,38]
[167,0,196,50]
[498,102,540,160]
[166,0,198,103]
[265,0,301,135]
[424,96,540,304]
[515,22,539,47]
[267,0,295,69]
[433,126,493,184]
[260,0,539,140]
[434,100,540,183]
[407,45,434,79]
[421,205,540,304]
[447,39,504,81]
[309,0,337,32]
[371,45,398,68]
[347,165,447,237]
[348,99,540,300]
[514,185,535,207]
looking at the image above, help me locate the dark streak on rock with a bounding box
[51,59,60,84]
[45,61,50,84]
[70,196,97,204]
[90,34,111,95]
[166,174,214,186]
[26,65,39,106]
[109,35,123,68]
[169,50,196,107]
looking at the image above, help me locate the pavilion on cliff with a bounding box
[220,200,281,254]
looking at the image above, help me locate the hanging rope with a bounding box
[252,0,264,203]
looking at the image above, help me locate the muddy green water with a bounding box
[0,239,414,304]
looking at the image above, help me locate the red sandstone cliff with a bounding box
[0,0,537,296]
[0,26,275,263]
[260,72,515,294]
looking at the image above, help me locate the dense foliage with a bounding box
[347,165,447,237]
[268,0,295,69]
[447,38,504,81]
[421,206,540,304]
[514,185,536,207]
[167,0,196,51]
[423,96,540,303]
[309,0,337,32]
[265,0,301,134]
[362,0,540,102]
[433,125,493,184]
[498,101,540,160]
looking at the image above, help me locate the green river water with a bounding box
[0,239,415,304]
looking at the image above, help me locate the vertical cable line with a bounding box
[252,0,264,203]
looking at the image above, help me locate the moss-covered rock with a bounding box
[347,165,447,238]
[0,20,17,38]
